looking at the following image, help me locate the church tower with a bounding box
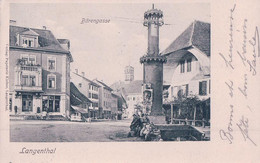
[124,65,134,84]
[140,4,167,123]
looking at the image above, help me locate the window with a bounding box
[20,54,36,65]
[133,97,135,101]
[22,38,34,47]
[48,57,56,71]
[29,75,36,86]
[89,93,91,98]
[92,93,98,99]
[209,80,211,94]
[180,60,185,73]
[187,59,192,72]
[48,75,56,89]
[42,96,60,112]
[21,75,28,86]
[171,87,173,97]
[89,85,91,89]
[79,83,82,87]
[199,81,207,96]
[93,103,98,107]
[22,95,33,112]
[21,55,28,65]
[177,87,183,99]
[185,84,189,96]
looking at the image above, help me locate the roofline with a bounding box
[162,46,192,57]
[95,79,113,91]
[10,25,52,33]
[10,45,69,54]
[10,46,73,61]
[72,72,101,87]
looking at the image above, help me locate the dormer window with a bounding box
[22,38,34,47]
[18,28,39,48]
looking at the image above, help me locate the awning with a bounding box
[71,106,88,114]
[70,82,92,105]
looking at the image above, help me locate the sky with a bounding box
[10,3,210,85]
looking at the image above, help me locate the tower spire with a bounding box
[152,4,154,9]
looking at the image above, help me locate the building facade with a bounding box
[9,25,73,118]
[162,20,210,122]
[111,80,143,118]
[70,82,92,121]
[70,71,100,118]
[93,79,113,119]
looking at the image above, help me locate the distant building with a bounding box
[70,71,100,118]
[9,25,73,118]
[162,20,210,121]
[111,93,118,119]
[93,79,113,119]
[124,65,134,84]
[111,80,143,118]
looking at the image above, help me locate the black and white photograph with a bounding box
[8,3,211,142]
[1,0,260,162]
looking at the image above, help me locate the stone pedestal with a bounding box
[148,115,166,124]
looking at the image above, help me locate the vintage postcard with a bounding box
[0,0,259,162]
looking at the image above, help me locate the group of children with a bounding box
[128,113,157,141]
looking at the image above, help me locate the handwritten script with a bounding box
[218,4,258,146]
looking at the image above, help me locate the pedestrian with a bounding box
[129,114,142,137]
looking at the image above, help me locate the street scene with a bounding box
[9,3,210,142]
[10,119,139,142]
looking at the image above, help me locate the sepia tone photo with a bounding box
[8,3,211,142]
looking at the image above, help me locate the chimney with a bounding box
[10,20,16,25]
[43,26,47,30]
[75,69,78,74]
[82,72,85,77]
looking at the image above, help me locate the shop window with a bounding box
[42,96,60,112]
[22,95,33,112]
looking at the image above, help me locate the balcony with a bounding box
[14,85,43,92]
[16,61,42,72]
[15,60,43,92]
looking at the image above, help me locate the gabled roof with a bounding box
[9,25,71,54]
[161,20,210,56]
[70,82,92,106]
[110,80,143,96]
[72,72,101,88]
[95,79,113,91]
[20,28,39,36]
